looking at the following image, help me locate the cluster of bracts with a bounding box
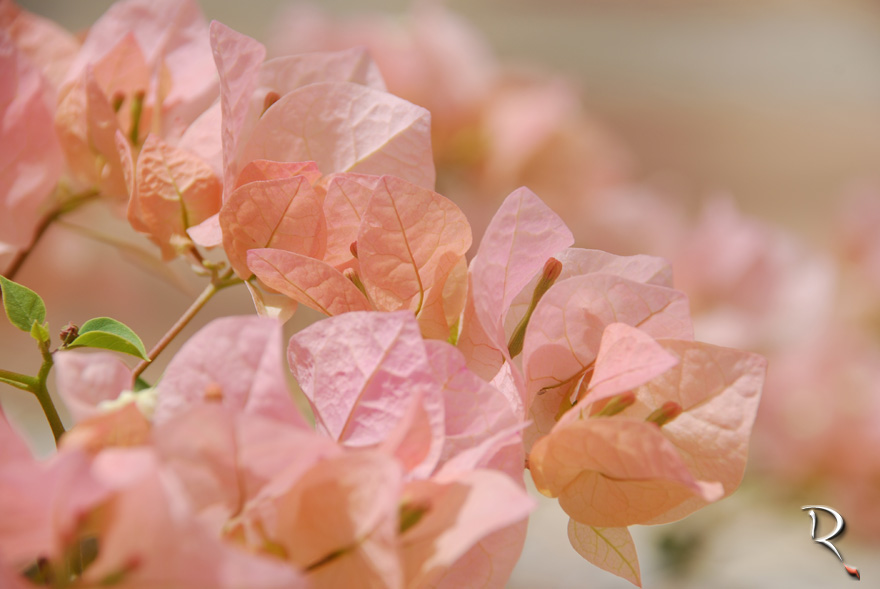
[0,0,766,587]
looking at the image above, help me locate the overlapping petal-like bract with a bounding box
[442,186,766,585]
[127,133,222,259]
[248,175,471,337]
[529,328,765,528]
[154,315,306,427]
[0,30,63,256]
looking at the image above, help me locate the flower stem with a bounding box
[34,341,64,444]
[0,351,64,445]
[3,189,100,280]
[131,268,239,383]
[0,368,38,392]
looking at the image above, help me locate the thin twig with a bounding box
[4,189,100,280]
[130,268,239,383]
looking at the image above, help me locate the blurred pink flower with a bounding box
[266,3,629,245]
[0,29,64,256]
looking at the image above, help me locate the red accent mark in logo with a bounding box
[845,565,860,580]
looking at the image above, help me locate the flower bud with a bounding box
[262,91,281,115]
[508,257,563,358]
[595,391,636,417]
[645,401,683,427]
[59,322,79,347]
[343,267,368,297]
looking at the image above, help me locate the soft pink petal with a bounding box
[0,408,31,464]
[422,340,518,467]
[59,403,152,454]
[524,274,693,444]
[235,414,342,503]
[400,470,534,587]
[435,421,527,485]
[233,159,322,189]
[635,340,766,524]
[152,405,239,529]
[0,557,30,589]
[116,130,147,233]
[66,0,216,140]
[0,0,79,94]
[91,32,149,102]
[244,279,298,323]
[505,248,674,336]
[0,448,106,568]
[178,100,223,177]
[459,187,573,378]
[471,187,573,336]
[379,391,435,475]
[567,522,641,587]
[432,521,528,589]
[575,323,679,410]
[270,451,403,587]
[133,133,222,259]
[0,32,62,253]
[220,175,325,278]
[529,419,723,527]
[322,173,382,268]
[54,351,133,422]
[258,47,386,95]
[455,275,505,381]
[288,311,445,465]
[155,316,305,427]
[209,21,266,198]
[358,176,471,329]
[84,69,127,197]
[248,248,371,316]
[187,211,222,247]
[84,447,302,588]
[240,81,434,188]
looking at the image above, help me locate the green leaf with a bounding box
[0,276,46,332]
[30,320,50,344]
[67,317,148,360]
[133,376,151,392]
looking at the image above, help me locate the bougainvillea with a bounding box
[0,1,769,587]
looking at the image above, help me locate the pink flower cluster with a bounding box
[0,0,768,586]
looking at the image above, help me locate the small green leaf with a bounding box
[30,320,50,344]
[133,376,151,392]
[0,276,47,332]
[67,317,148,360]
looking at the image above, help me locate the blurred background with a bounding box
[8,0,880,586]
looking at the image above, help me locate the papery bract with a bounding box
[154,316,305,427]
[66,0,216,139]
[54,351,134,422]
[529,335,764,527]
[0,0,79,94]
[221,174,325,279]
[129,133,222,259]
[524,274,692,444]
[400,470,534,588]
[530,418,723,528]
[0,30,63,255]
[567,522,641,587]
[288,311,445,476]
[248,248,372,315]
[457,186,573,382]
[269,451,404,588]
